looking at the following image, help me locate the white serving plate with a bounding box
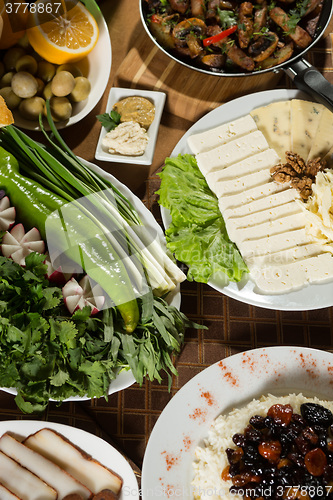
[0,420,139,500]
[13,6,111,131]
[162,88,333,311]
[141,346,333,499]
[0,157,180,401]
[95,87,166,165]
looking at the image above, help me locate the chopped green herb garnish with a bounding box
[96,110,121,132]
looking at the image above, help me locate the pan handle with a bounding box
[284,58,333,112]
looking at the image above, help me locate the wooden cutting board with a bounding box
[113,30,284,123]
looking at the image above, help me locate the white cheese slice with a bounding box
[246,242,329,268]
[307,107,333,161]
[196,130,269,176]
[206,148,280,186]
[253,253,333,293]
[0,484,20,500]
[218,181,286,212]
[226,201,302,241]
[239,228,315,259]
[0,451,57,500]
[291,99,324,159]
[250,100,291,161]
[223,188,299,220]
[211,168,272,199]
[0,433,92,499]
[187,114,258,154]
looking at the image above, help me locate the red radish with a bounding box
[62,276,105,315]
[0,196,15,231]
[44,253,73,285]
[1,224,45,266]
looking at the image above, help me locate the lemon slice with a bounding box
[27,0,99,64]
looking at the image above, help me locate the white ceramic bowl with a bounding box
[12,7,111,131]
[95,87,166,165]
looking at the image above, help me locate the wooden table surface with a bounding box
[0,0,333,485]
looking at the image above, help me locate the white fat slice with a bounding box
[253,253,333,294]
[0,484,20,500]
[290,99,324,159]
[226,201,302,241]
[239,228,315,259]
[196,130,269,176]
[24,428,123,495]
[218,181,286,212]
[250,100,291,160]
[206,148,280,187]
[209,168,272,199]
[231,212,306,247]
[187,114,258,154]
[0,433,92,500]
[0,451,57,500]
[246,242,329,269]
[223,188,299,220]
[307,107,333,161]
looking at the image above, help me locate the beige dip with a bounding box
[102,121,149,156]
[113,96,155,128]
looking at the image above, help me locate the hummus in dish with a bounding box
[192,393,333,500]
[102,121,149,156]
[113,96,155,129]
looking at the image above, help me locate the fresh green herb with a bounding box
[157,154,248,284]
[287,0,310,31]
[96,109,121,132]
[217,8,237,31]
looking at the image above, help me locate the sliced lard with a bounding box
[24,428,123,496]
[0,451,57,500]
[0,433,92,499]
[196,130,269,176]
[254,253,333,293]
[187,114,257,154]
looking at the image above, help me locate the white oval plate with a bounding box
[162,88,333,311]
[13,6,111,131]
[0,419,139,500]
[1,158,180,400]
[141,346,333,499]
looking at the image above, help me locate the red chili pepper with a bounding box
[203,25,237,47]
[151,14,160,23]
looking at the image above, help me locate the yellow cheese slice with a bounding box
[307,107,333,161]
[290,99,325,159]
[250,101,291,161]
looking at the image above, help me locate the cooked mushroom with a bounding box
[238,2,254,49]
[149,14,177,50]
[172,18,207,58]
[169,0,189,14]
[269,7,312,49]
[258,41,294,69]
[303,0,323,15]
[248,32,279,62]
[201,53,226,68]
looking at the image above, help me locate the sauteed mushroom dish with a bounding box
[143,0,325,73]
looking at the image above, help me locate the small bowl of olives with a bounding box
[0,8,111,130]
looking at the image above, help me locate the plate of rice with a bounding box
[141,346,333,499]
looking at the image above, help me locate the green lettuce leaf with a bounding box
[157,154,248,283]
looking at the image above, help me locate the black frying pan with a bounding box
[140,1,333,111]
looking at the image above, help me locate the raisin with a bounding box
[258,441,282,462]
[250,415,266,429]
[304,448,327,476]
[268,404,293,427]
[245,427,263,443]
[233,433,246,447]
[301,404,333,428]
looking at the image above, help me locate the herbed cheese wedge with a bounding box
[187,114,258,154]
[307,107,333,161]
[0,451,57,500]
[290,99,324,159]
[0,483,20,500]
[250,100,291,160]
[24,429,123,496]
[196,130,269,176]
[0,433,92,499]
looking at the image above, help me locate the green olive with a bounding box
[43,81,53,100]
[3,47,26,71]
[69,76,91,103]
[37,60,56,83]
[0,72,15,89]
[45,96,72,121]
[35,77,45,96]
[16,33,31,50]
[11,72,38,99]
[0,87,21,110]
[15,55,38,75]
[56,64,82,78]
[19,96,45,120]
[51,71,75,97]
